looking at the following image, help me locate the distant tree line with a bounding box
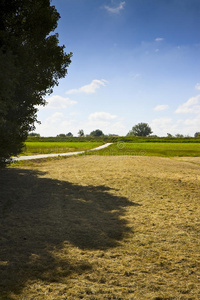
[57,132,73,137]
[29,126,200,139]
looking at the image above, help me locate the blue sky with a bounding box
[35,0,200,136]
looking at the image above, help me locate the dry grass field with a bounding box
[0,155,200,299]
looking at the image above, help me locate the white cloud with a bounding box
[151,117,172,129]
[43,95,77,109]
[151,117,179,136]
[195,83,200,90]
[104,1,125,14]
[154,104,169,111]
[89,112,117,122]
[35,112,75,136]
[45,112,65,124]
[66,79,108,95]
[85,112,126,135]
[150,115,200,137]
[184,117,200,127]
[129,72,141,79]
[175,95,200,114]
[155,37,164,42]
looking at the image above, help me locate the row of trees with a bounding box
[0,0,72,166]
[54,124,152,137]
[79,129,105,137]
[30,129,107,138]
[76,123,153,137]
[30,124,200,139]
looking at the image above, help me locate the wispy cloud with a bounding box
[175,95,200,114]
[155,37,164,42]
[104,1,125,14]
[154,104,169,111]
[89,112,117,121]
[66,79,108,95]
[129,72,141,79]
[46,112,65,124]
[45,95,77,109]
[195,83,200,90]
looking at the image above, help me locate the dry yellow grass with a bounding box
[0,155,200,299]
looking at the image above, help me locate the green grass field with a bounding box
[85,142,200,157]
[22,142,103,155]
[21,141,200,157]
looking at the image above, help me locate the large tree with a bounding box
[128,123,153,137]
[0,0,72,166]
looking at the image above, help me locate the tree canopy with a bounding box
[66,132,73,137]
[78,129,84,137]
[128,123,153,137]
[0,0,72,166]
[90,129,104,137]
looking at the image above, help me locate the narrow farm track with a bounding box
[12,143,113,161]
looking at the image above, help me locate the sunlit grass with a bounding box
[85,142,200,157]
[1,155,200,299]
[22,142,103,155]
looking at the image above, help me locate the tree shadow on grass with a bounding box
[0,168,140,298]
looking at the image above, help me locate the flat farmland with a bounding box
[0,155,200,299]
[87,142,200,157]
[23,142,103,155]
[21,141,200,158]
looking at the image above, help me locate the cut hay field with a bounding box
[0,155,200,299]
[22,142,103,155]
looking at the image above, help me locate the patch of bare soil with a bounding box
[0,156,199,299]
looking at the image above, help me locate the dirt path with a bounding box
[12,142,113,161]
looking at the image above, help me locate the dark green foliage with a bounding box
[78,129,84,137]
[194,132,200,138]
[167,133,173,137]
[57,133,73,137]
[90,129,104,137]
[57,134,67,138]
[0,0,72,167]
[66,132,73,137]
[128,122,153,137]
[28,133,40,137]
[175,133,184,138]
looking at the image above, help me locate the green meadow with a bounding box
[85,142,200,157]
[23,142,103,155]
[18,136,200,158]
